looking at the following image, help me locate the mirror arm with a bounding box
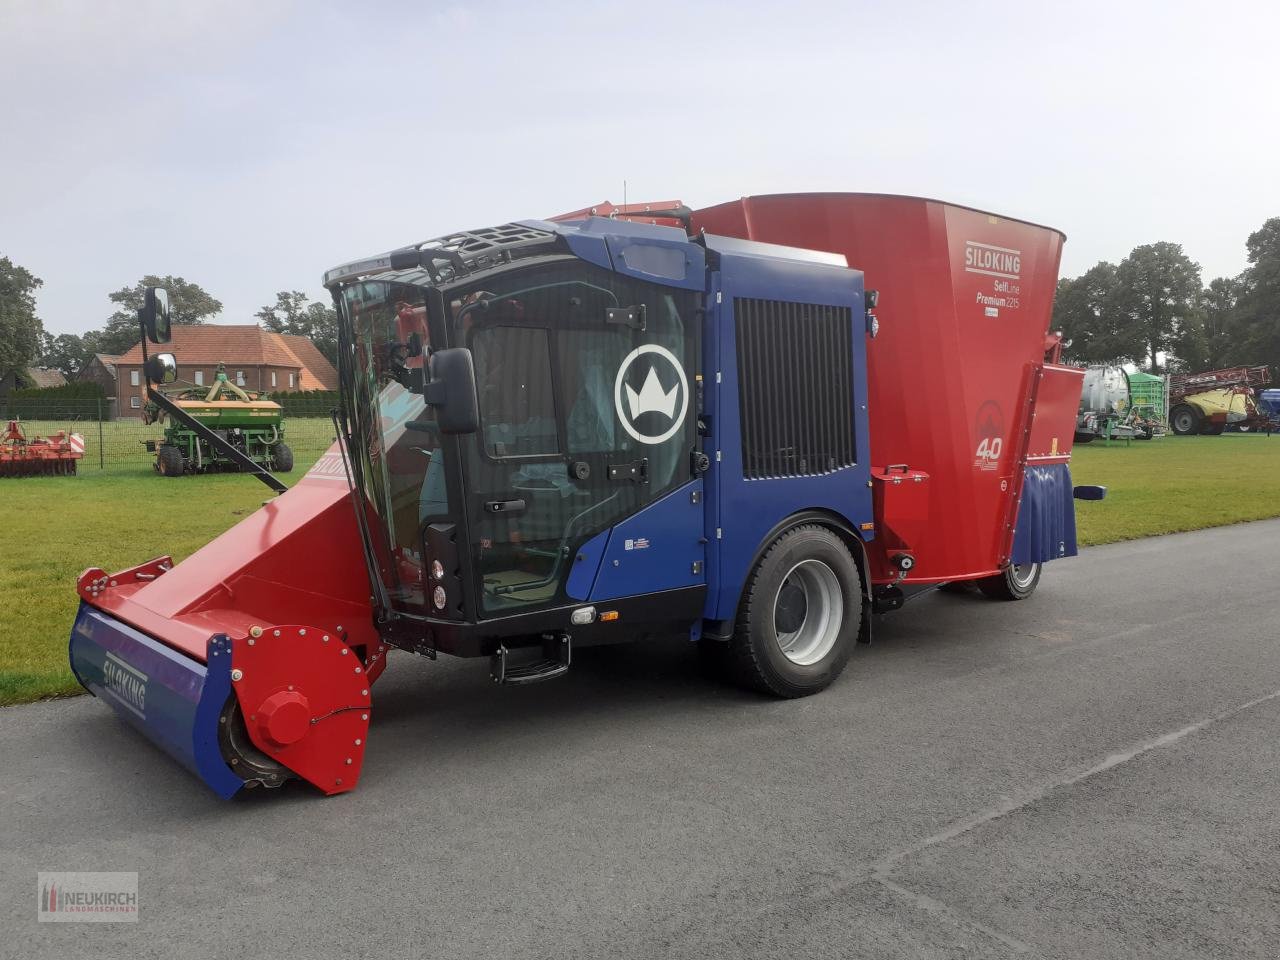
[422,380,448,406]
[145,385,287,494]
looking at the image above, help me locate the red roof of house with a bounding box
[276,334,338,390]
[116,325,337,391]
[24,367,67,388]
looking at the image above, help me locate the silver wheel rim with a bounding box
[1010,562,1039,589]
[772,559,843,666]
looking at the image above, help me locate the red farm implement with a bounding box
[1,420,84,476]
[70,192,1104,798]
[1167,366,1272,435]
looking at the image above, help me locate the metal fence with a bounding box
[2,397,337,474]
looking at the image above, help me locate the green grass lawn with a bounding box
[1070,434,1280,545]
[2,435,1278,706]
[1,470,296,705]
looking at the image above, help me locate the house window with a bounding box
[271,371,277,388]
[288,372,296,389]
[130,370,140,386]
[194,371,204,386]
[236,370,246,386]
[130,396,141,409]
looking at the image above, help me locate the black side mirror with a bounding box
[145,352,178,385]
[423,348,479,435]
[142,287,172,343]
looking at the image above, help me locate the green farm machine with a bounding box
[144,364,294,476]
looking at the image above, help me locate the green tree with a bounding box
[1234,216,1280,378]
[1112,242,1203,372]
[1051,262,1141,363]
[0,256,44,378]
[255,290,338,366]
[37,331,90,378]
[96,275,222,354]
[1200,276,1242,369]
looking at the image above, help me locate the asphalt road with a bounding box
[5,520,1280,959]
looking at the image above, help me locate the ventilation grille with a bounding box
[734,298,856,480]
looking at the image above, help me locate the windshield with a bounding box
[340,279,443,610]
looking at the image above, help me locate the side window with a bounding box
[235,370,246,387]
[194,370,204,386]
[471,325,559,458]
[130,370,140,387]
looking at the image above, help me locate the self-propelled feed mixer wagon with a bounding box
[69,193,1102,797]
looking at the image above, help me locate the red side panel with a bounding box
[692,193,1073,582]
[78,447,379,665]
[1027,365,1084,465]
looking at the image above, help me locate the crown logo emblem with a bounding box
[624,366,679,420]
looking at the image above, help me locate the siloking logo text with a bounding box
[964,240,1023,316]
[38,872,138,922]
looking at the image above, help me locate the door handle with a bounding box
[484,499,527,514]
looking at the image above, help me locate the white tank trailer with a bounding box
[1075,365,1154,441]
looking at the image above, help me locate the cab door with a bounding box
[451,258,702,618]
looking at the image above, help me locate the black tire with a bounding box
[272,442,294,473]
[157,444,185,477]
[1169,404,1201,436]
[977,562,1042,601]
[730,525,862,698]
[1073,431,1096,444]
[1201,422,1225,436]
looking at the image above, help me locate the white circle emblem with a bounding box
[613,344,689,445]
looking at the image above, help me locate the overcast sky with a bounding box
[3,0,1277,337]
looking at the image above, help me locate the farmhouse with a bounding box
[70,353,123,415]
[0,366,68,396]
[113,325,337,417]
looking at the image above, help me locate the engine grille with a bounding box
[734,297,857,480]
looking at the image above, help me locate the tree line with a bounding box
[0,259,337,381]
[1053,217,1280,376]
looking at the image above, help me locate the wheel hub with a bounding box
[774,581,808,635]
[772,559,843,666]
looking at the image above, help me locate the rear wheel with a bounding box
[730,525,861,697]
[157,444,185,477]
[1201,422,1225,436]
[272,442,294,473]
[1169,404,1201,436]
[978,562,1041,601]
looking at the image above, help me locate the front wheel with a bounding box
[730,525,862,698]
[272,442,294,473]
[1169,404,1201,436]
[157,444,185,477]
[977,562,1041,601]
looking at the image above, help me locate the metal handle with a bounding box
[484,499,526,514]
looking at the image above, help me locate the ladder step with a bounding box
[490,635,571,685]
